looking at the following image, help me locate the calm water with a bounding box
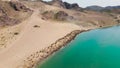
[37,26,120,68]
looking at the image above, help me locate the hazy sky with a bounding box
[43,0,120,7]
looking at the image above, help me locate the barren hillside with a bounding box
[0,0,119,68]
[0,0,32,27]
[22,0,118,28]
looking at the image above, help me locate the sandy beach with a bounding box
[0,9,91,68]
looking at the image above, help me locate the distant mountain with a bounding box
[105,6,120,10]
[85,5,120,14]
[85,5,104,11]
[103,6,120,14]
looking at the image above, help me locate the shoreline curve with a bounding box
[18,30,89,68]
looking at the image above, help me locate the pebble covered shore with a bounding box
[17,30,87,68]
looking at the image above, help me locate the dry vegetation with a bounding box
[0,23,22,49]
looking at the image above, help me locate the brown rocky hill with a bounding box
[32,0,117,27]
[43,0,83,11]
[0,0,119,28]
[0,1,32,27]
[48,0,66,8]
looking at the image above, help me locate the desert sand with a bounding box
[0,9,90,68]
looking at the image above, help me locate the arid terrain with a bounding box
[0,0,119,68]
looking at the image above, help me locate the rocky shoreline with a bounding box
[17,30,88,68]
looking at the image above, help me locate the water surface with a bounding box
[37,26,120,68]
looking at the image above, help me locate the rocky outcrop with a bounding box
[0,15,19,27]
[45,0,83,11]
[63,2,83,11]
[0,2,19,27]
[41,11,54,20]
[9,1,31,12]
[0,6,7,16]
[0,1,32,27]
[17,30,87,68]
[112,14,120,23]
[54,11,69,21]
[48,0,66,8]
[41,10,74,21]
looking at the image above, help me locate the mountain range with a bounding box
[85,5,120,13]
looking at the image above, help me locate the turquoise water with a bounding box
[37,26,120,68]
